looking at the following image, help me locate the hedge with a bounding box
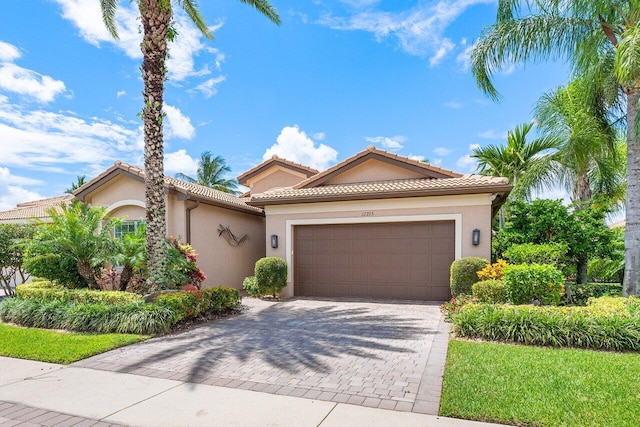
[16,284,142,305]
[452,297,640,351]
[503,264,564,305]
[155,287,241,321]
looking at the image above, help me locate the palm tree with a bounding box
[472,122,559,227]
[100,1,280,290]
[65,175,87,194]
[471,1,640,296]
[176,151,239,194]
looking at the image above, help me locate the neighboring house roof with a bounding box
[0,194,74,222]
[237,155,319,186]
[74,161,264,216]
[248,146,511,208]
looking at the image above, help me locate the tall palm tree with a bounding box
[65,175,87,194]
[471,1,640,296]
[472,122,559,227]
[100,1,280,290]
[176,151,239,194]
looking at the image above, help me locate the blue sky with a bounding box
[0,0,569,209]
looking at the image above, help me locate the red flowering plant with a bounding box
[166,236,207,290]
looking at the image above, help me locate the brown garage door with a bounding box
[294,221,455,301]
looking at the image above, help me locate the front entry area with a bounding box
[293,221,455,300]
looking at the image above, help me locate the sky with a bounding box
[0,0,571,210]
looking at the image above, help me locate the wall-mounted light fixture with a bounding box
[271,234,279,249]
[472,229,480,246]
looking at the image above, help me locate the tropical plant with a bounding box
[23,202,118,289]
[470,1,639,295]
[110,221,147,290]
[534,77,625,207]
[472,122,559,200]
[176,151,239,194]
[65,175,87,194]
[100,0,280,291]
[0,224,35,295]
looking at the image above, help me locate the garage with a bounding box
[293,221,455,301]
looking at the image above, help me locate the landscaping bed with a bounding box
[440,339,640,427]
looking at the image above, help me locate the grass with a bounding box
[0,323,148,364]
[440,339,640,427]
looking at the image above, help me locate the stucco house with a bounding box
[0,146,511,300]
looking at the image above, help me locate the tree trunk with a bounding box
[576,259,588,285]
[140,0,171,291]
[624,88,640,296]
[120,265,133,291]
[573,172,591,285]
[77,261,98,289]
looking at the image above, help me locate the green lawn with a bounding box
[440,339,640,427]
[0,323,148,364]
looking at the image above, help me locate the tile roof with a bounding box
[0,194,74,222]
[249,175,511,205]
[75,161,264,215]
[237,155,319,185]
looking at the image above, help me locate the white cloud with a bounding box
[0,167,44,210]
[192,76,226,98]
[164,149,198,176]
[0,95,140,171]
[478,129,507,140]
[456,42,474,71]
[263,125,338,170]
[116,90,126,98]
[0,41,66,103]
[163,104,195,140]
[444,100,462,109]
[339,0,382,7]
[408,154,427,162]
[433,147,453,156]
[313,132,326,141]
[318,0,493,61]
[456,143,480,171]
[53,0,225,83]
[364,135,406,150]
[0,41,21,62]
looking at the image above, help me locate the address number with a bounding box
[361,211,374,217]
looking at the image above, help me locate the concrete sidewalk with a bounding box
[0,357,503,427]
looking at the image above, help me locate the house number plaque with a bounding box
[361,211,374,217]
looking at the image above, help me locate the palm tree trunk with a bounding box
[573,173,592,285]
[624,88,640,296]
[140,0,170,291]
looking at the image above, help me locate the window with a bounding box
[114,220,143,238]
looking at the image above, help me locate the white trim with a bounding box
[285,213,462,284]
[265,193,492,215]
[105,199,145,215]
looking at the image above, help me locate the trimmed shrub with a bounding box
[449,257,489,297]
[570,282,623,306]
[16,283,142,305]
[503,243,567,267]
[451,297,640,351]
[477,259,508,281]
[0,298,174,335]
[242,276,260,297]
[472,280,507,303]
[255,257,287,297]
[504,264,564,305]
[155,287,241,322]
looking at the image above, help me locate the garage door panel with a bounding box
[294,221,455,300]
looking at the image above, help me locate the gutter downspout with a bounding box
[186,200,200,244]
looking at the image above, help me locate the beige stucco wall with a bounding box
[109,205,145,221]
[263,194,494,298]
[190,204,265,289]
[324,159,425,185]
[248,167,308,194]
[85,175,146,208]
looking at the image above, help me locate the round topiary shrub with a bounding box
[450,257,489,297]
[255,257,287,298]
[472,279,507,303]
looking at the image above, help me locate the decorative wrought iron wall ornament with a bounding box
[217,224,249,247]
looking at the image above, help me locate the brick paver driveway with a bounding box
[75,298,450,414]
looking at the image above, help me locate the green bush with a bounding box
[570,282,622,306]
[155,287,241,322]
[255,257,287,297]
[23,254,86,289]
[0,298,174,335]
[242,276,260,297]
[449,257,489,297]
[16,285,142,305]
[504,264,564,305]
[440,294,477,322]
[451,297,640,351]
[503,243,568,267]
[472,280,507,303]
